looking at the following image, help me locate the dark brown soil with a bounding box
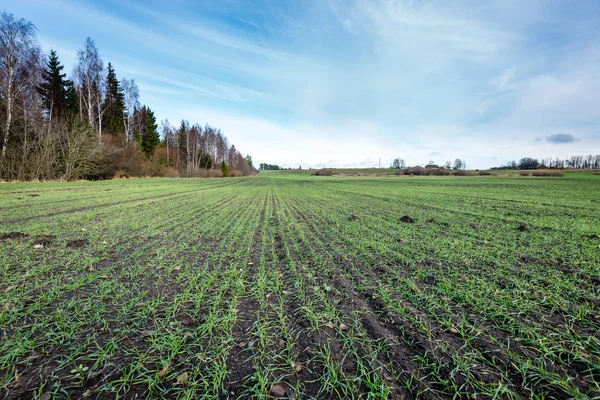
[1,232,29,240]
[400,215,415,223]
[67,239,88,248]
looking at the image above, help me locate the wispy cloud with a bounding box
[542,134,577,144]
[5,0,599,168]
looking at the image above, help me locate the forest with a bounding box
[0,12,255,181]
[493,156,600,170]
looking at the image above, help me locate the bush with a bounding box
[396,167,426,176]
[428,168,451,176]
[520,171,530,176]
[191,168,223,178]
[313,169,333,176]
[479,170,495,176]
[452,170,473,176]
[532,171,564,177]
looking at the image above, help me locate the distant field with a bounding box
[1,173,599,399]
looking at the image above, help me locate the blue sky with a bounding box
[4,0,600,168]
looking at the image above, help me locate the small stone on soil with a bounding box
[293,362,302,373]
[270,384,287,397]
[176,371,188,384]
[340,323,349,331]
[325,322,335,329]
[33,244,43,249]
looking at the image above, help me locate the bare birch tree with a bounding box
[0,12,39,169]
[74,37,103,137]
[121,78,139,143]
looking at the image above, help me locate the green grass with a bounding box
[1,173,599,399]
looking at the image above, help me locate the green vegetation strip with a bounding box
[1,173,599,399]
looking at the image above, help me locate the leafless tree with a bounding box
[74,37,103,137]
[121,78,139,143]
[0,12,40,169]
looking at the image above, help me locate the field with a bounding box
[1,172,599,399]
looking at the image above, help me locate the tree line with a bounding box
[391,158,467,170]
[492,155,600,170]
[0,12,254,180]
[259,163,284,170]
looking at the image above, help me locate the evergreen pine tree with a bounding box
[133,106,160,157]
[38,49,71,119]
[101,63,125,134]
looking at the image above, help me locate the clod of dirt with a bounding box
[278,339,286,348]
[270,384,287,397]
[67,239,87,248]
[33,235,57,245]
[584,234,599,240]
[348,215,360,221]
[516,224,529,232]
[400,215,415,223]
[423,276,436,285]
[1,232,28,240]
[397,238,406,244]
[33,244,44,249]
[340,323,349,331]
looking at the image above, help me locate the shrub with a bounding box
[313,169,333,176]
[532,171,564,177]
[520,171,530,176]
[479,170,494,176]
[452,170,473,176]
[192,168,223,178]
[396,167,427,176]
[428,168,451,176]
